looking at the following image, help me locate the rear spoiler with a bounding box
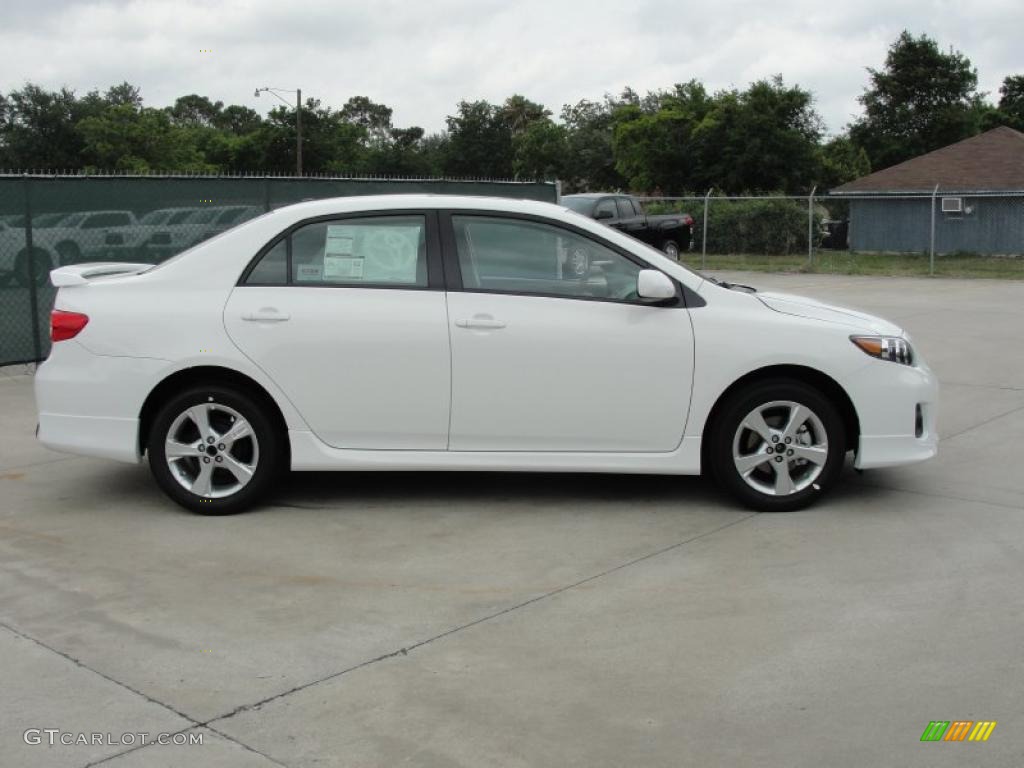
[50,262,152,288]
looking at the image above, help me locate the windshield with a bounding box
[139,210,173,225]
[33,213,67,227]
[58,212,87,227]
[187,209,217,224]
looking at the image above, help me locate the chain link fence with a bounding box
[638,191,1024,278]
[2,176,1021,367]
[0,174,557,366]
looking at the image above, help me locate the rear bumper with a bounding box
[35,341,167,464]
[37,413,141,463]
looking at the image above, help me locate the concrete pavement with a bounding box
[1,272,1022,767]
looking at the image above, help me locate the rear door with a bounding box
[613,197,645,238]
[225,210,452,450]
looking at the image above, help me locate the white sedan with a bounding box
[35,195,938,514]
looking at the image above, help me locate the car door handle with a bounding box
[242,308,290,322]
[455,317,506,330]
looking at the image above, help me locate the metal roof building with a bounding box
[831,127,1024,255]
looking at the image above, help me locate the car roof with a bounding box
[269,194,571,217]
[561,193,625,199]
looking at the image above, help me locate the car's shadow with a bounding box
[59,460,895,517]
[276,470,719,509]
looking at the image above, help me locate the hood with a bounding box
[756,291,904,336]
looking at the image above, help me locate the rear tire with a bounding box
[148,385,284,515]
[14,247,53,288]
[708,378,846,511]
[661,239,681,260]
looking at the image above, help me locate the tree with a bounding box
[167,94,224,128]
[559,98,624,192]
[513,119,566,180]
[999,75,1024,121]
[981,75,1024,131]
[610,78,822,194]
[444,100,514,178]
[340,96,393,143]
[849,31,985,169]
[693,77,823,193]
[78,103,210,171]
[0,84,97,168]
[817,135,871,189]
[498,95,549,135]
[216,105,262,136]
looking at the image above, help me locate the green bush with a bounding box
[699,198,820,255]
[639,197,823,255]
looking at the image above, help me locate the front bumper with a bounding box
[850,358,939,470]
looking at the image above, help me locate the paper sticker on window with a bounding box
[325,228,354,256]
[323,222,421,283]
[324,255,364,279]
[296,263,323,282]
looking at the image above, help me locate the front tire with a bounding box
[148,385,283,515]
[708,379,846,511]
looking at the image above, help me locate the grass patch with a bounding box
[679,251,1024,279]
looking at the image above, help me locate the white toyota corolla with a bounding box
[35,195,937,514]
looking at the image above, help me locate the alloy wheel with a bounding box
[164,402,259,499]
[731,400,828,496]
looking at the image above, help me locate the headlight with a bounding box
[850,335,914,365]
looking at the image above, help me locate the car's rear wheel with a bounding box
[709,379,846,511]
[148,385,283,515]
[661,239,681,260]
[14,247,53,288]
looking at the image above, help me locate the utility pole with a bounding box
[296,88,302,176]
[255,87,305,176]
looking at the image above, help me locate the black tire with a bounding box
[147,385,284,515]
[14,247,53,288]
[708,378,846,512]
[661,239,681,260]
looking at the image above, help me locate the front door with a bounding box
[444,213,694,452]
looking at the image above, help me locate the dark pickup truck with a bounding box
[562,193,694,260]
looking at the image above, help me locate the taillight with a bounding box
[51,310,89,342]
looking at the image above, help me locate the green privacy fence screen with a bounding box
[0,174,558,365]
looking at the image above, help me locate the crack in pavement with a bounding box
[2,511,759,766]
[0,623,289,768]
[854,479,1023,512]
[940,403,1024,442]
[201,511,759,728]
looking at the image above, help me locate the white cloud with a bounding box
[1,0,1021,135]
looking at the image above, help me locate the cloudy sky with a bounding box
[1,0,1020,136]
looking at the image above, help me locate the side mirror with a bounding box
[637,269,676,302]
[594,209,613,220]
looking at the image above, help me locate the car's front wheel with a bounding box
[709,379,846,511]
[148,385,283,514]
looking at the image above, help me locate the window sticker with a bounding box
[323,223,420,283]
[296,263,323,282]
[324,225,362,279]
